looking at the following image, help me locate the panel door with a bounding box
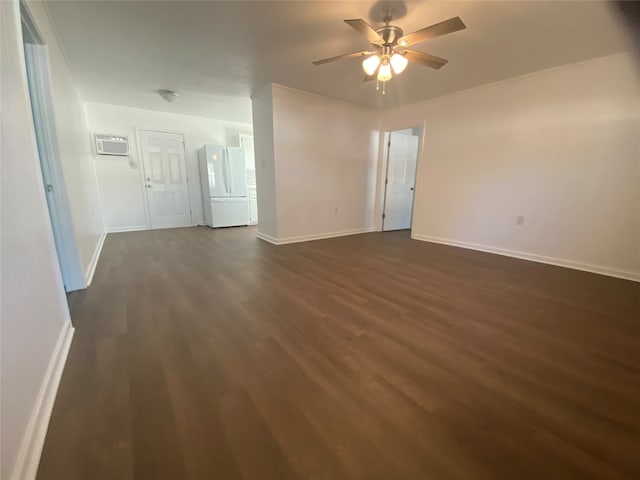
[383,133,419,231]
[140,131,192,229]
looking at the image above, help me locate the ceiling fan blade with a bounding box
[344,19,385,45]
[403,50,449,70]
[312,50,372,65]
[398,17,466,47]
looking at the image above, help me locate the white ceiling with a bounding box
[45,1,632,123]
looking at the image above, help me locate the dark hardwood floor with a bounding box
[37,226,640,479]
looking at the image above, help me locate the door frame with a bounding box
[135,128,193,229]
[375,123,425,232]
[21,1,86,291]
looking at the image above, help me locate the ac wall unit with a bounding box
[94,133,129,156]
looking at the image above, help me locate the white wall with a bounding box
[85,102,252,231]
[27,0,105,282]
[1,1,74,478]
[253,85,380,243]
[383,53,640,280]
[251,85,278,239]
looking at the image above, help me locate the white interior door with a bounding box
[140,131,191,229]
[24,42,86,292]
[383,133,419,231]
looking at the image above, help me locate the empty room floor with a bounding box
[37,227,640,479]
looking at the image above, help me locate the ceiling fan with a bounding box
[313,13,466,94]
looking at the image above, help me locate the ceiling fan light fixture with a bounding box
[362,54,381,76]
[377,61,392,82]
[390,53,408,74]
[313,15,466,93]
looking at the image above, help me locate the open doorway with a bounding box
[381,127,421,231]
[21,1,85,292]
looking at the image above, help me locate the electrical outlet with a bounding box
[516,215,525,226]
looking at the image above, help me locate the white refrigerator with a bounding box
[199,145,250,228]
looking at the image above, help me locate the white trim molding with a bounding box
[412,234,640,282]
[10,320,74,480]
[256,232,279,245]
[257,227,375,245]
[107,225,148,233]
[84,231,106,286]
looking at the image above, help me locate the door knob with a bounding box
[146,184,152,188]
[410,187,414,191]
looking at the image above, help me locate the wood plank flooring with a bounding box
[37,227,640,479]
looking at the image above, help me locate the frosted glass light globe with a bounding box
[390,53,408,74]
[377,62,392,82]
[362,55,380,76]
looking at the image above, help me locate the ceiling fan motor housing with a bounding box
[375,25,404,46]
[376,25,404,46]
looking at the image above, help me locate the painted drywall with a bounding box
[383,53,640,279]
[26,0,105,282]
[251,85,278,239]
[1,1,73,477]
[256,85,380,242]
[85,102,252,231]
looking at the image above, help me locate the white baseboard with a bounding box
[412,233,640,282]
[256,232,279,244]
[257,227,375,245]
[107,225,148,233]
[10,320,74,480]
[84,231,106,286]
